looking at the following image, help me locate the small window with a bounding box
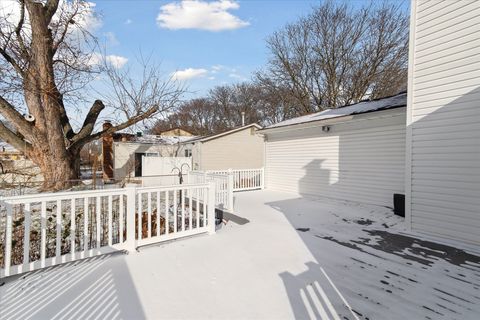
[185,149,192,157]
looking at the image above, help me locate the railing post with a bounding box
[227,169,234,212]
[125,184,137,252]
[260,167,265,189]
[4,201,13,277]
[208,181,216,235]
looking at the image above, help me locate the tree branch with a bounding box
[14,0,28,57]
[0,95,34,136]
[0,47,24,76]
[57,94,75,139]
[0,120,32,153]
[44,0,60,23]
[69,105,158,152]
[71,99,105,143]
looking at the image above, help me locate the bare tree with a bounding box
[150,81,300,135]
[0,0,182,190]
[256,1,409,113]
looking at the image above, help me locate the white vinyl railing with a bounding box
[188,172,233,212]
[197,168,264,192]
[0,182,216,278]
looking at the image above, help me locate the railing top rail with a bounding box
[203,168,263,173]
[136,182,210,192]
[0,187,128,203]
[189,171,206,175]
[207,173,228,178]
[136,174,180,178]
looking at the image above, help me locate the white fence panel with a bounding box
[188,172,233,212]
[142,156,192,176]
[0,182,216,278]
[134,183,215,248]
[202,168,264,192]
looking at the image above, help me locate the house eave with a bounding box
[259,105,406,135]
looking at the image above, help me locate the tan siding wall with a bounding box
[407,0,480,245]
[266,110,406,207]
[198,127,264,171]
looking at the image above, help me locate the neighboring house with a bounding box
[184,123,264,171]
[260,93,407,207]
[157,128,194,137]
[0,141,24,161]
[0,140,42,186]
[405,0,480,246]
[107,133,195,180]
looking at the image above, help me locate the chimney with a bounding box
[241,111,245,126]
[102,121,114,182]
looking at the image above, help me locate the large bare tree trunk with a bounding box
[0,0,181,191]
[26,148,81,191]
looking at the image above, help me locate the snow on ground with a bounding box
[1,190,479,319]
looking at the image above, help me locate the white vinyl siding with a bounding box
[113,143,181,179]
[407,0,480,245]
[265,109,406,207]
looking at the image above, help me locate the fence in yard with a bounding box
[192,168,264,192]
[0,182,216,278]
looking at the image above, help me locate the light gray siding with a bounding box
[266,109,406,207]
[406,0,480,245]
[194,127,264,171]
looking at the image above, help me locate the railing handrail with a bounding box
[0,187,128,203]
[191,168,264,193]
[136,182,209,192]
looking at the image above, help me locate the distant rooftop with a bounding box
[0,141,18,153]
[187,123,262,143]
[265,92,407,130]
[126,134,198,145]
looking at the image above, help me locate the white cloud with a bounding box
[171,68,208,81]
[157,0,249,31]
[104,32,119,46]
[125,18,133,25]
[106,55,128,68]
[88,53,128,69]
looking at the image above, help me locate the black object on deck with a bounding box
[393,194,405,217]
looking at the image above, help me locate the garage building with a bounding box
[261,93,407,207]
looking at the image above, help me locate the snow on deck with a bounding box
[1,190,479,319]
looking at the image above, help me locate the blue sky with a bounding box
[92,0,329,97]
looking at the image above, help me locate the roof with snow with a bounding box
[122,134,198,145]
[264,92,407,130]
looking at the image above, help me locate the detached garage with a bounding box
[261,93,407,207]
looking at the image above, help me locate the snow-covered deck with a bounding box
[1,190,479,319]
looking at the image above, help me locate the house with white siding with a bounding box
[184,123,264,171]
[260,0,480,249]
[109,134,195,180]
[260,93,407,207]
[405,0,480,247]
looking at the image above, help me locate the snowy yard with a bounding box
[1,190,479,320]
